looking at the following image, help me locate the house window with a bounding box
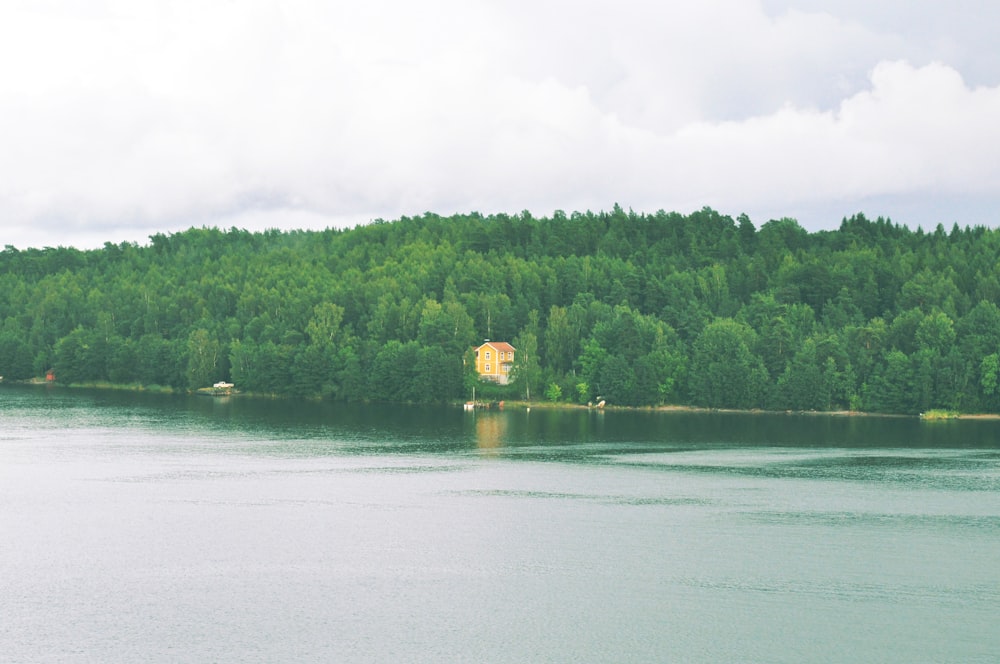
[486,351,491,360]
[485,364,491,373]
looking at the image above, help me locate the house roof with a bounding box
[477,341,515,353]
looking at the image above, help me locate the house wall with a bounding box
[475,343,514,384]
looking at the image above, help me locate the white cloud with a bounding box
[658,61,1000,205]
[1,0,999,248]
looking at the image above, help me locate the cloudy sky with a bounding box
[3,0,1000,249]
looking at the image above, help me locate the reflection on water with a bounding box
[6,384,1000,453]
[472,411,507,453]
[2,384,1000,664]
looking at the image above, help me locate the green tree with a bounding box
[416,298,475,354]
[544,305,581,374]
[689,319,767,409]
[865,350,915,414]
[305,302,345,348]
[186,328,221,389]
[54,327,106,384]
[776,339,829,410]
[511,328,541,401]
[597,354,637,405]
[0,332,34,379]
[981,353,1000,411]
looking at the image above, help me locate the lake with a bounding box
[2,385,999,663]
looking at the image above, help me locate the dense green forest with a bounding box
[3,206,1000,414]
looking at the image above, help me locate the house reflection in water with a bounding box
[474,412,508,453]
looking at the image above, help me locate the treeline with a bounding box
[2,206,1000,414]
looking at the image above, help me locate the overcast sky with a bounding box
[3,1,1000,249]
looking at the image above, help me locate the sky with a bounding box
[2,0,1000,249]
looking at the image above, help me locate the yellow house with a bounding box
[474,340,515,384]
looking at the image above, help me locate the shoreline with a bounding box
[7,379,1000,420]
[470,399,1000,420]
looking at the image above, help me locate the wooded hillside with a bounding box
[3,206,1000,414]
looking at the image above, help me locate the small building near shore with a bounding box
[473,340,515,385]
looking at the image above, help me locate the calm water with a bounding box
[2,385,999,663]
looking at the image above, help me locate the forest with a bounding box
[2,206,1000,415]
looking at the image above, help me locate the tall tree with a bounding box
[689,319,768,409]
[512,328,540,401]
